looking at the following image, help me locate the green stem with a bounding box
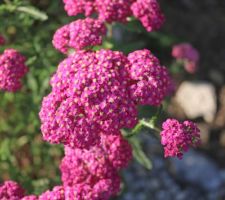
[140,120,161,139]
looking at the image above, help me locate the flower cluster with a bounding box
[0,49,28,92]
[60,133,132,199]
[127,49,171,106]
[63,0,96,17]
[0,35,5,46]
[172,43,200,73]
[0,180,25,200]
[131,0,165,32]
[62,0,164,32]
[40,48,171,148]
[53,18,106,53]
[160,119,201,159]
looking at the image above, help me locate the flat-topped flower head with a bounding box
[0,180,25,200]
[62,0,164,32]
[95,0,135,23]
[0,49,28,92]
[172,43,200,73]
[40,49,138,149]
[131,0,165,32]
[61,146,121,197]
[127,49,171,106]
[52,18,106,53]
[160,119,201,159]
[63,0,96,16]
[0,35,5,46]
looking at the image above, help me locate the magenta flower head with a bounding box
[62,0,164,32]
[0,49,28,92]
[0,35,5,46]
[60,146,121,198]
[127,49,171,106]
[65,181,117,200]
[131,0,165,32]
[95,0,135,23]
[172,43,200,73]
[0,180,25,200]
[52,18,106,53]
[39,186,64,200]
[63,0,96,17]
[160,119,201,159]
[40,49,138,149]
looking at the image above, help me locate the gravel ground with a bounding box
[114,134,225,200]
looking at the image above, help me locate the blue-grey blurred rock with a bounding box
[170,150,224,192]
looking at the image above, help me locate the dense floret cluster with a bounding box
[63,0,96,17]
[62,0,164,32]
[0,49,28,92]
[61,146,121,197]
[53,18,106,53]
[127,49,171,106]
[0,180,25,200]
[172,43,200,73]
[160,119,201,159]
[131,0,165,31]
[59,133,132,199]
[39,49,141,148]
[39,48,171,148]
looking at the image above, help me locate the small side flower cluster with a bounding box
[53,18,106,54]
[172,43,200,73]
[0,49,28,92]
[160,119,201,159]
[62,0,164,32]
[0,35,5,46]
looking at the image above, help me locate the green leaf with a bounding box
[17,6,48,21]
[129,137,152,170]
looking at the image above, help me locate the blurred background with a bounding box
[0,0,224,199]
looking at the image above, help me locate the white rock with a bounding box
[175,81,216,122]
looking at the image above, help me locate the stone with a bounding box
[170,150,224,192]
[175,81,217,122]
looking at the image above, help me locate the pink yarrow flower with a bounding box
[60,145,122,198]
[172,43,200,73]
[127,49,171,106]
[160,119,201,159]
[39,49,138,149]
[0,49,28,92]
[62,0,164,32]
[131,0,165,32]
[0,180,25,200]
[53,18,106,53]
[63,0,96,17]
[95,0,135,23]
